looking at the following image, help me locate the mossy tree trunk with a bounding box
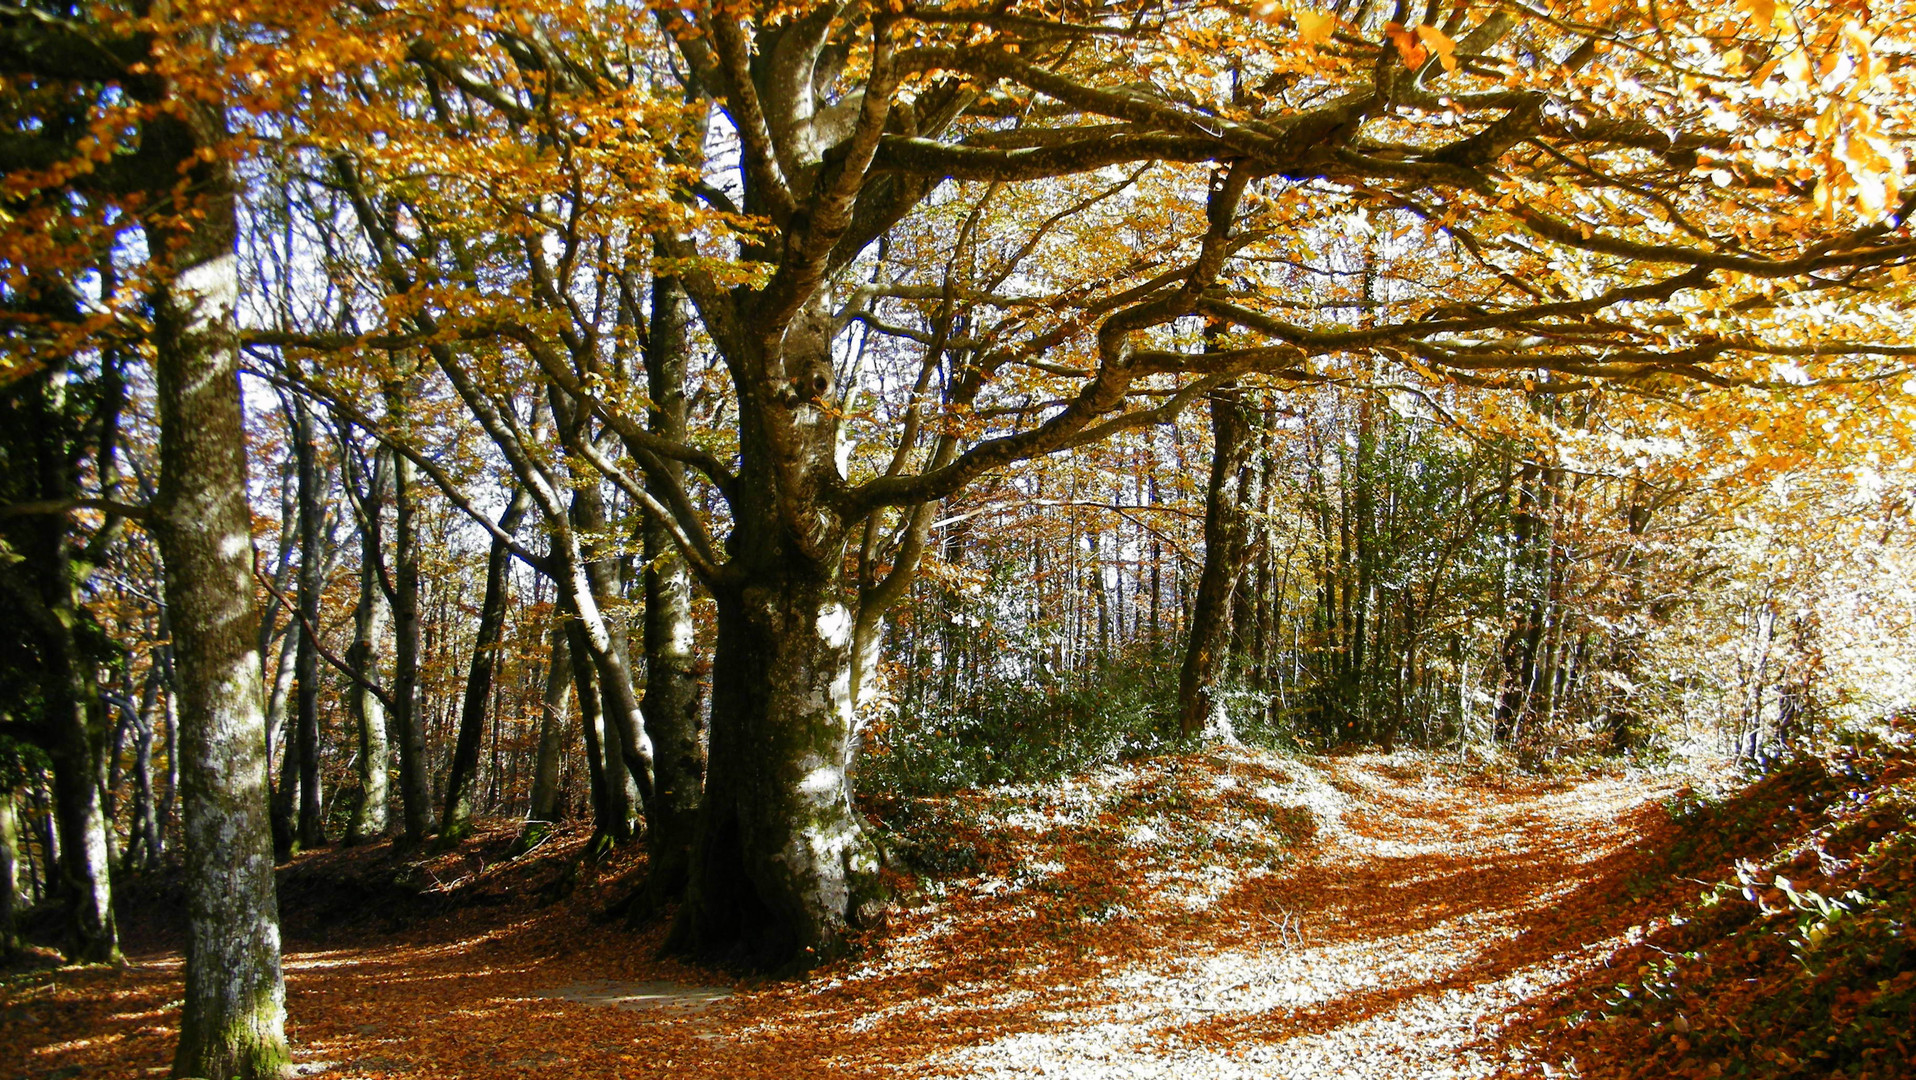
[669,560,883,971]
[146,97,291,1080]
[1179,380,1259,739]
[667,300,883,972]
[629,267,705,914]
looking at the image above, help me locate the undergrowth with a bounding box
[859,643,1184,798]
[1540,719,1916,1080]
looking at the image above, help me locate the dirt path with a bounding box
[1,752,1682,1080]
[922,755,1681,1079]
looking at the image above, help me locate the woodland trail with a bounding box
[1,751,1684,1080]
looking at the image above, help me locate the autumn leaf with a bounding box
[1414,24,1458,72]
[1294,9,1335,45]
[1383,22,1427,69]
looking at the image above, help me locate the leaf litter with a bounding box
[4,748,1727,1079]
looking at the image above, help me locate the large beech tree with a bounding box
[234,0,1916,971]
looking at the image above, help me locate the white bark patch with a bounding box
[178,252,241,313]
[219,529,252,560]
[816,604,852,649]
[799,765,841,796]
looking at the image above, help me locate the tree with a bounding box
[235,0,1916,973]
[1178,378,1263,738]
[0,1,289,1072]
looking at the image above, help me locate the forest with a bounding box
[2,0,1915,1077]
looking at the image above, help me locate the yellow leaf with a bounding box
[1736,0,1777,25]
[1295,10,1335,46]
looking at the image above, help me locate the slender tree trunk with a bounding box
[627,269,705,911]
[516,626,573,852]
[345,449,392,842]
[439,486,531,844]
[48,677,117,962]
[265,621,298,857]
[158,639,180,856]
[291,396,327,850]
[32,782,56,905]
[131,688,161,871]
[1351,398,1375,739]
[146,99,289,1077]
[1603,488,1654,750]
[563,616,616,847]
[1493,460,1542,743]
[564,481,646,842]
[389,420,432,842]
[0,790,17,957]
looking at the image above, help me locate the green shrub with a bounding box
[860,641,1183,798]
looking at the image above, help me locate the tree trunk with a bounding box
[439,486,531,844]
[32,782,56,905]
[632,269,705,910]
[668,566,883,971]
[0,790,17,957]
[389,423,432,842]
[516,626,573,852]
[562,616,617,847]
[130,684,162,871]
[345,448,392,842]
[158,638,180,857]
[1178,382,1258,739]
[1493,460,1543,744]
[265,621,299,857]
[667,298,882,972]
[47,679,117,962]
[270,648,302,861]
[146,100,290,1078]
[291,395,327,850]
[564,481,646,842]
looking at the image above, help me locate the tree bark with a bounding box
[291,395,327,850]
[388,415,432,843]
[0,354,121,962]
[128,679,162,871]
[1492,460,1541,744]
[669,565,883,971]
[565,482,644,842]
[146,100,290,1080]
[439,486,531,844]
[47,680,117,962]
[345,449,392,842]
[1178,382,1258,739]
[0,790,17,957]
[562,615,616,847]
[630,268,704,911]
[667,300,882,972]
[516,625,573,852]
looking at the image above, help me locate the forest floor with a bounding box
[2,749,1698,1080]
